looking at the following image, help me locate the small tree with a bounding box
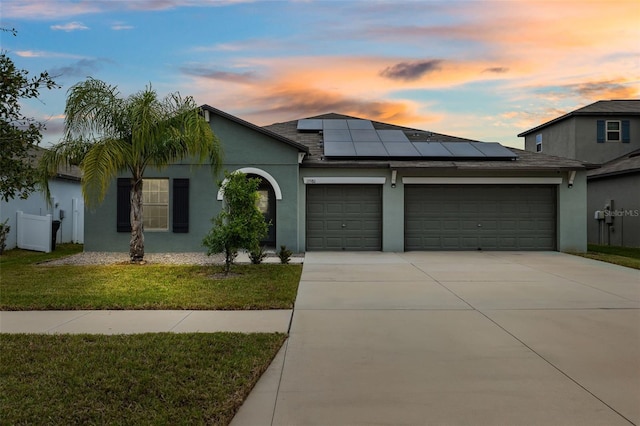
[1,28,59,202]
[202,172,268,274]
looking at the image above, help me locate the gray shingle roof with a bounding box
[32,147,82,181]
[588,148,640,179]
[264,113,585,171]
[518,100,640,137]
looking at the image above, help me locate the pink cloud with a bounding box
[50,21,89,32]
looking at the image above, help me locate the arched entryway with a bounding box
[217,168,281,248]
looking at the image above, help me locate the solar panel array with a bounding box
[297,119,517,160]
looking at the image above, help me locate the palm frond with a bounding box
[81,138,131,207]
[38,138,93,206]
[64,78,125,141]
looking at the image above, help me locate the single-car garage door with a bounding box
[306,184,382,250]
[405,185,556,250]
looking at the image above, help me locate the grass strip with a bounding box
[0,333,285,425]
[572,244,640,270]
[1,246,302,310]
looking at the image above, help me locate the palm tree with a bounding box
[40,78,222,262]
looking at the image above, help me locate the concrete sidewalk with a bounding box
[0,310,293,334]
[232,251,640,426]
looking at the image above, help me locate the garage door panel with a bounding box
[442,220,460,230]
[325,220,344,231]
[325,238,343,250]
[307,220,325,231]
[405,185,556,250]
[461,220,478,230]
[307,184,382,251]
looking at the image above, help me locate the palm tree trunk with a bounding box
[130,178,144,262]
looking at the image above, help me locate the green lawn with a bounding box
[0,244,302,310]
[0,245,298,424]
[573,244,640,270]
[0,333,286,425]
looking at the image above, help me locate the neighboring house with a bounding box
[519,100,640,247]
[84,106,586,253]
[586,149,640,247]
[0,148,84,251]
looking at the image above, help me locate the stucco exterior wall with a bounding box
[84,112,303,253]
[524,118,576,159]
[556,170,588,252]
[587,174,640,247]
[298,167,587,253]
[524,116,640,165]
[574,116,640,164]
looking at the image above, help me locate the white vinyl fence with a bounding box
[16,211,52,253]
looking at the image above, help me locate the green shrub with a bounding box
[277,245,292,264]
[249,246,268,264]
[0,219,10,255]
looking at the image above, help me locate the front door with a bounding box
[254,177,276,247]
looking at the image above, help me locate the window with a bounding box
[597,120,630,143]
[535,134,542,152]
[117,178,189,233]
[606,120,621,142]
[142,179,169,230]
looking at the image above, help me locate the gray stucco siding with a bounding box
[574,116,640,164]
[525,116,640,165]
[84,165,218,253]
[587,174,640,247]
[298,168,586,253]
[524,118,576,159]
[209,114,301,166]
[84,112,305,253]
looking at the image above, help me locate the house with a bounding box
[586,149,640,247]
[84,106,587,253]
[0,148,84,251]
[519,100,640,247]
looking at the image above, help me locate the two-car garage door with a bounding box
[305,183,556,251]
[405,185,556,250]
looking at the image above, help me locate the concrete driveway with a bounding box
[233,252,640,426]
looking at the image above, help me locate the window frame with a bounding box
[606,120,621,142]
[535,133,542,152]
[142,178,169,231]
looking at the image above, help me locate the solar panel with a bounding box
[323,119,349,130]
[351,129,381,142]
[383,142,421,156]
[347,119,375,130]
[441,142,484,157]
[377,130,410,143]
[354,142,389,157]
[413,142,453,157]
[314,120,518,161]
[297,119,323,132]
[323,129,352,142]
[324,141,356,156]
[471,142,517,158]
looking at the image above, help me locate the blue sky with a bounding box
[2,0,639,148]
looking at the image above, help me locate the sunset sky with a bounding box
[2,0,639,148]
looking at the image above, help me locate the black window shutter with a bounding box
[622,120,630,143]
[596,120,605,143]
[117,178,131,232]
[173,178,189,233]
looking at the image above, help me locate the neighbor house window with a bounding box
[597,119,630,143]
[142,178,169,231]
[606,120,621,142]
[535,134,542,152]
